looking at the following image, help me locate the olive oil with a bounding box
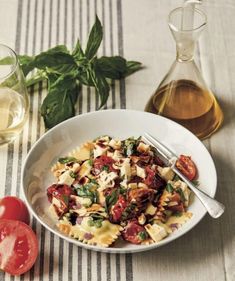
[145,80,223,139]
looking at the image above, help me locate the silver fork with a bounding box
[142,132,225,219]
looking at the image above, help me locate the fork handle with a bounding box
[172,167,225,218]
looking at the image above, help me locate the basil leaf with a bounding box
[95,56,126,79]
[58,156,78,164]
[176,188,186,202]
[85,15,103,59]
[124,61,142,76]
[72,39,85,61]
[105,189,119,212]
[75,184,98,204]
[89,65,110,108]
[18,55,36,76]
[166,183,174,193]
[41,74,77,128]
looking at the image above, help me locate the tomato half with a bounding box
[122,219,147,244]
[0,219,38,275]
[0,196,30,225]
[110,195,127,223]
[176,155,197,180]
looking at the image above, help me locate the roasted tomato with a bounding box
[93,155,117,174]
[144,166,166,190]
[110,195,127,223]
[128,188,155,213]
[176,155,197,180]
[167,193,185,212]
[47,184,75,216]
[122,219,148,244]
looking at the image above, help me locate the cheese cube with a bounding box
[145,223,168,242]
[58,170,75,186]
[136,165,146,179]
[157,167,175,181]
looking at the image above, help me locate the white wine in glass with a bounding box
[0,44,29,145]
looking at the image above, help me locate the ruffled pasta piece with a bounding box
[51,162,66,178]
[58,217,122,247]
[166,212,193,231]
[154,190,172,221]
[69,142,94,161]
[141,238,154,245]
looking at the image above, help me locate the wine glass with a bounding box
[0,44,29,146]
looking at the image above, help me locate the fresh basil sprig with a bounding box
[18,16,142,129]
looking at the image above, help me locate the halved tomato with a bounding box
[0,196,30,225]
[0,220,38,275]
[176,155,197,180]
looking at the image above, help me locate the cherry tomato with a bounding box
[0,196,30,225]
[110,195,127,223]
[144,166,166,189]
[93,155,117,174]
[122,219,147,244]
[176,155,197,180]
[47,184,75,216]
[0,219,38,275]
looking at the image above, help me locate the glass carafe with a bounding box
[145,7,223,139]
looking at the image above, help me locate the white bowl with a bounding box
[22,109,217,253]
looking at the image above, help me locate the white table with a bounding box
[0,0,234,280]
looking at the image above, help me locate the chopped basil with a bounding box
[75,183,98,203]
[70,171,78,179]
[105,189,119,212]
[122,137,139,156]
[121,203,137,220]
[174,211,183,217]
[61,194,69,206]
[88,159,93,166]
[176,188,186,202]
[89,178,98,185]
[173,174,180,181]
[102,165,109,172]
[192,180,199,187]
[58,156,78,164]
[166,183,174,193]
[88,215,104,228]
[138,231,148,241]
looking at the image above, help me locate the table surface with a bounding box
[0,0,235,280]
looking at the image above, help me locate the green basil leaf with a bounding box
[85,15,103,59]
[89,65,109,108]
[95,56,126,79]
[18,55,36,76]
[105,189,119,212]
[176,188,186,202]
[41,74,77,128]
[125,61,142,76]
[166,183,174,193]
[72,39,85,61]
[58,156,78,164]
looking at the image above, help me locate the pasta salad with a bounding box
[47,136,196,247]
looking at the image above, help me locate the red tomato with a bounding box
[176,155,197,180]
[47,184,75,203]
[0,219,38,275]
[110,195,127,223]
[93,155,117,174]
[122,219,147,244]
[0,196,30,225]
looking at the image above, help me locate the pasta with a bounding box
[46,136,196,247]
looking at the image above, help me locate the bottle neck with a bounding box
[176,39,195,62]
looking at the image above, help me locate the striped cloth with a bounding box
[1,0,234,281]
[1,0,132,280]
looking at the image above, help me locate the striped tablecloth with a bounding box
[0,1,235,281]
